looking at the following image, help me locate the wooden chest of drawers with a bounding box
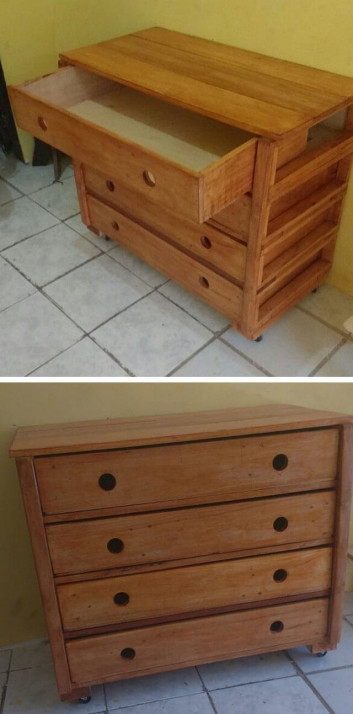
[8,28,353,339]
[10,404,353,702]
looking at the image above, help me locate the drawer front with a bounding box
[36,428,339,515]
[46,491,335,575]
[87,194,243,322]
[83,165,247,282]
[58,546,332,631]
[9,67,256,223]
[66,598,329,684]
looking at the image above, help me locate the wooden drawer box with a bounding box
[10,405,353,702]
[8,27,353,340]
[35,427,339,516]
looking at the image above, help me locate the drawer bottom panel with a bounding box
[66,598,328,685]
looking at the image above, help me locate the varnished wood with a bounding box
[11,406,353,701]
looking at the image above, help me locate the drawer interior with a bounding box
[23,66,256,171]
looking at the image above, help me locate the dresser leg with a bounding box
[60,687,92,702]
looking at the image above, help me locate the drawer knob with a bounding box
[38,116,47,131]
[143,170,156,187]
[201,236,212,249]
[98,473,116,491]
[273,516,288,532]
[273,454,288,471]
[114,592,130,606]
[106,180,115,192]
[121,647,135,659]
[199,276,209,289]
[107,538,124,553]
[270,620,284,633]
[273,568,287,582]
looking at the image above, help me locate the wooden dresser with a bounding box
[10,404,353,702]
[8,28,353,339]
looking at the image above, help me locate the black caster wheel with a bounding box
[312,288,318,293]
[78,696,91,703]
[255,334,263,342]
[315,651,327,657]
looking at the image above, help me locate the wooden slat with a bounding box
[57,547,332,631]
[46,491,335,576]
[35,428,339,516]
[272,132,353,201]
[87,195,243,321]
[10,404,353,457]
[269,165,337,220]
[65,599,329,685]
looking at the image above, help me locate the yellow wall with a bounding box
[2,1,353,293]
[1,382,353,646]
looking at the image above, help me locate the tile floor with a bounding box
[0,593,353,714]
[1,150,353,377]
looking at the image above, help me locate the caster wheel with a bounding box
[315,651,327,657]
[255,334,263,342]
[78,696,91,703]
[312,288,318,293]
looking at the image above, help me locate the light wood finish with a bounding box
[8,28,353,338]
[66,599,329,685]
[11,406,353,701]
[83,164,248,278]
[46,491,335,576]
[35,427,339,515]
[58,547,332,631]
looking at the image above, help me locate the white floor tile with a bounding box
[3,223,100,287]
[0,292,83,376]
[0,649,11,673]
[307,667,353,714]
[0,257,36,311]
[299,284,353,331]
[107,692,214,714]
[314,340,353,376]
[0,153,72,194]
[343,591,353,615]
[4,665,105,714]
[173,339,265,376]
[346,615,353,626]
[0,178,21,205]
[288,620,353,672]
[159,281,230,332]
[105,667,203,709]
[198,652,295,690]
[0,197,59,250]
[29,177,79,220]
[223,308,343,376]
[210,676,328,714]
[92,292,212,376]
[110,244,168,288]
[31,338,128,376]
[65,214,115,252]
[10,640,52,670]
[44,255,152,332]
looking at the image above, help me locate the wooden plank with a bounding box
[327,423,353,648]
[10,405,353,457]
[46,491,335,576]
[272,132,353,201]
[201,139,256,221]
[57,547,332,631]
[208,193,251,241]
[241,139,278,338]
[269,165,337,220]
[65,599,329,685]
[15,458,79,701]
[87,195,242,321]
[35,428,339,516]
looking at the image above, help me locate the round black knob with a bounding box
[273,516,288,532]
[99,473,116,491]
[270,620,284,632]
[114,592,129,606]
[272,454,288,471]
[107,538,124,553]
[121,647,135,659]
[273,568,287,582]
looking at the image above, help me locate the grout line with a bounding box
[0,649,13,714]
[297,303,353,341]
[308,337,347,376]
[284,651,336,714]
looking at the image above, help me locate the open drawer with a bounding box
[8,65,258,223]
